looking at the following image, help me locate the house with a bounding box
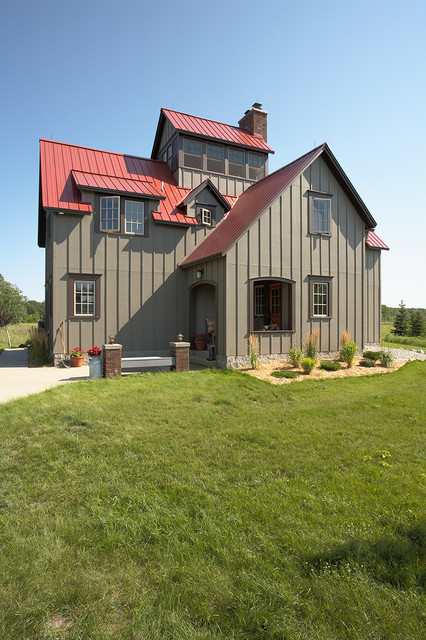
[38,104,388,367]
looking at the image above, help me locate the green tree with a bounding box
[25,299,45,322]
[392,300,410,336]
[0,274,27,327]
[410,309,426,337]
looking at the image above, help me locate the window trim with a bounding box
[309,276,333,319]
[308,191,333,235]
[97,195,149,237]
[68,273,101,319]
[100,195,120,233]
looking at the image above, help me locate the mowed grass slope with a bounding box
[0,364,425,639]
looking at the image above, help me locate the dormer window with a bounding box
[200,208,212,226]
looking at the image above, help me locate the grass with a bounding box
[0,364,425,638]
[0,323,36,351]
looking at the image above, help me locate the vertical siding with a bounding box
[224,156,381,357]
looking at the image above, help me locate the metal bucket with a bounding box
[89,356,102,379]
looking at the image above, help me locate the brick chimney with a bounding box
[238,103,268,142]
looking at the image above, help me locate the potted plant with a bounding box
[87,345,102,379]
[69,347,85,367]
[194,334,207,351]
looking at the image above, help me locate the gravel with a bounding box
[380,347,426,362]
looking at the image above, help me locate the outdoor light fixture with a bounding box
[196,268,204,280]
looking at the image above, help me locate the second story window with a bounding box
[125,201,144,235]
[200,208,212,226]
[100,196,120,231]
[308,191,332,235]
[184,138,203,169]
[248,152,265,180]
[228,147,245,178]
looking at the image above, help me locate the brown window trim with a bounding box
[68,273,101,319]
[309,275,333,319]
[249,277,296,332]
[95,194,150,237]
[307,190,333,235]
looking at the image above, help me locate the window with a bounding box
[125,201,144,235]
[68,274,101,319]
[200,207,212,226]
[309,276,333,318]
[75,280,95,316]
[308,192,332,234]
[100,196,120,231]
[98,196,147,236]
[207,143,224,159]
[207,143,225,173]
[196,204,216,227]
[250,278,296,332]
[184,138,203,169]
[228,147,245,177]
[248,152,265,180]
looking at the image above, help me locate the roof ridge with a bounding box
[162,108,245,132]
[40,138,167,165]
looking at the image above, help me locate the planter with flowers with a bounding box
[87,346,102,379]
[70,347,85,367]
[193,334,207,351]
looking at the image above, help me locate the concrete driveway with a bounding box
[0,349,89,403]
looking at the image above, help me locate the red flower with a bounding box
[87,346,101,357]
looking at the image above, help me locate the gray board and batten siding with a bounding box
[223,155,381,359]
[47,190,226,358]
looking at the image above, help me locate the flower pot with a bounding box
[89,356,102,379]
[195,340,206,351]
[70,355,84,367]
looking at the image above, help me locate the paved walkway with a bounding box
[0,349,89,404]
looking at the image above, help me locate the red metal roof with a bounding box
[366,230,389,250]
[180,145,326,267]
[40,139,194,220]
[162,108,274,153]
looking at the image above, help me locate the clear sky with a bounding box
[0,0,425,307]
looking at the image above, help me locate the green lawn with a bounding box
[0,365,425,639]
[381,322,426,351]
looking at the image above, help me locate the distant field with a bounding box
[381,323,426,351]
[0,323,35,352]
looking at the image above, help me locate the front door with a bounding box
[270,284,281,328]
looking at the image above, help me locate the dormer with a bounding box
[151,106,274,197]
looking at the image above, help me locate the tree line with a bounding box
[385,301,426,337]
[0,274,44,328]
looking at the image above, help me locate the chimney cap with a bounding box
[252,102,262,109]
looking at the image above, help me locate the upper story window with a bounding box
[228,147,245,178]
[183,138,203,169]
[196,204,216,227]
[125,201,144,235]
[248,152,265,180]
[308,191,332,235]
[99,196,147,236]
[100,196,120,231]
[207,142,224,173]
[200,208,212,226]
[248,152,263,167]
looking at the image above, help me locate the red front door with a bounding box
[270,285,281,328]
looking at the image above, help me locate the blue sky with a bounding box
[0,0,425,307]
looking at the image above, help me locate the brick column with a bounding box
[170,341,190,372]
[102,343,122,378]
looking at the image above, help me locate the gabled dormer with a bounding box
[177,179,232,228]
[151,105,274,197]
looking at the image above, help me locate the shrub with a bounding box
[301,358,317,374]
[378,350,395,367]
[304,330,319,360]
[339,340,357,367]
[248,333,259,370]
[363,350,381,361]
[288,347,303,367]
[28,327,51,366]
[271,370,299,379]
[359,359,376,367]
[320,360,342,371]
[340,330,351,347]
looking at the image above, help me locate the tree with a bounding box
[392,300,410,336]
[0,274,27,327]
[410,309,426,337]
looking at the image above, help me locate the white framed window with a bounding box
[313,282,328,316]
[312,198,330,233]
[74,280,95,316]
[200,208,212,226]
[125,201,144,235]
[100,196,120,231]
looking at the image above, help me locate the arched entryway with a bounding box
[189,281,217,350]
